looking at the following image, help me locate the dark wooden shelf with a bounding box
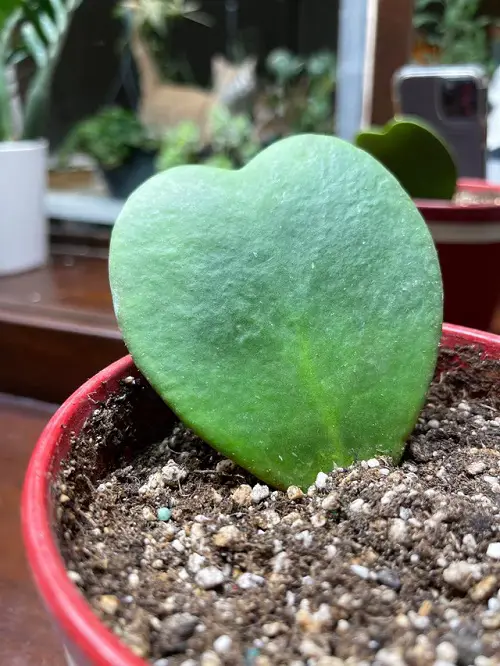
[0,254,126,403]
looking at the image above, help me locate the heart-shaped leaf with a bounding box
[109,134,443,489]
[355,117,457,200]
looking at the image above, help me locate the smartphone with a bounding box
[392,64,488,179]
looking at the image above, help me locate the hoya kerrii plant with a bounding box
[109,133,443,490]
[355,116,458,200]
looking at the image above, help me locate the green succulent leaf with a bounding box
[355,117,457,200]
[109,134,443,490]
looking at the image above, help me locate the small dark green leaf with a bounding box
[355,117,457,200]
[109,134,443,489]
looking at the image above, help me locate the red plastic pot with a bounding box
[417,178,500,332]
[21,323,500,666]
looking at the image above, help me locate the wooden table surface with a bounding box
[0,254,126,404]
[0,394,64,666]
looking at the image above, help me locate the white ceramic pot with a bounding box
[0,139,48,275]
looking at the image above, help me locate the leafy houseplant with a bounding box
[156,110,260,173]
[413,0,495,72]
[60,107,159,200]
[155,120,201,172]
[255,48,336,143]
[22,133,500,665]
[356,116,500,331]
[0,0,81,275]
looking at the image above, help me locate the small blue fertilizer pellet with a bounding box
[244,647,261,666]
[157,507,172,521]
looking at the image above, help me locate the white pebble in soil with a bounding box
[436,641,458,663]
[127,572,140,589]
[486,542,500,560]
[388,518,409,545]
[251,484,270,503]
[232,484,252,506]
[237,572,265,589]
[139,471,164,497]
[67,570,82,585]
[348,498,367,514]
[488,597,500,612]
[213,525,242,548]
[315,471,329,490]
[443,562,482,591]
[194,566,226,589]
[321,493,339,511]
[213,635,232,654]
[374,647,407,666]
[350,564,371,580]
[187,553,206,574]
[142,506,156,522]
[295,530,313,548]
[200,652,222,666]
[287,485,304,501]
[161,460,188,486]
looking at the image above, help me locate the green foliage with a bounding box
[0,0,20,31]
[60,107,158,170]
[209,106,260,168]
[202,153,233,170]
[156,121,200,171]
[109,134,443,490]
[413,0,494,71]
[355,117,458,200]
[156,109,260,173]
[262,48,336,136]
[0,0,83,141]
[119,0,212,82]
[266,48,304,86]
[119,0,212,32]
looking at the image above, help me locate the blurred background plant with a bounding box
[413,0,496,73]
[156,119,200,171]
[206,105,259,167]
[119,0,213,82]
[0,0,82,141]
[255,47,336,142]
[156,107,259,172]
[59,106,158,170]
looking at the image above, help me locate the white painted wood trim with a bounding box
[361,0,379,128]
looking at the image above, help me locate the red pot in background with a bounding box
[417,178,500,332]
[21,324,500,666]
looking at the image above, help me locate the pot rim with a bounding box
[0,139,48,152]
[21,323,500,666]
[416,178,500,221]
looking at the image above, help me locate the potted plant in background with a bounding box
[254,48,336,145]
[412,0,495,73]
[356,116,500,332]
[22,134,500,665]
[59,106,160,200]
[156,108,260,173]
[0,0,82,275]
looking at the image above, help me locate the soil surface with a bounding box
[57,347,500,666]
